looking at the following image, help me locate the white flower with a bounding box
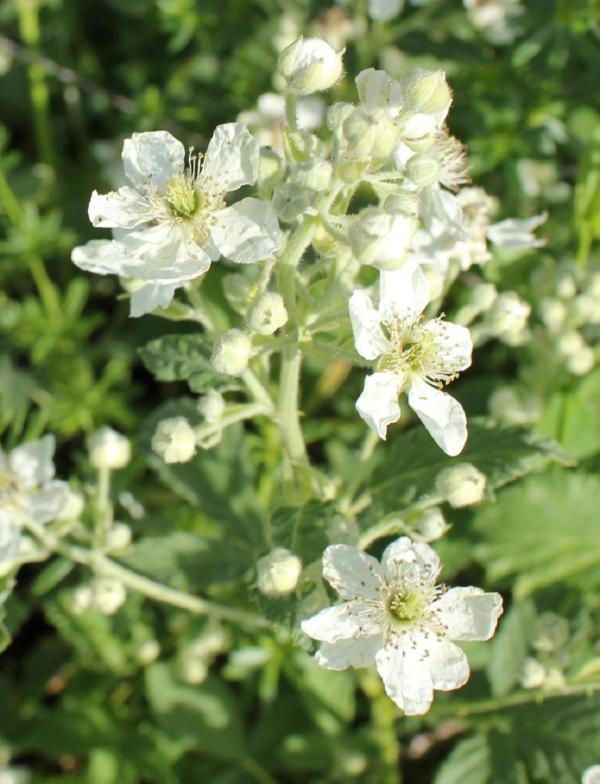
[349,208,417,270]
[487,212,546,251]
[349,261,472,455]
[583,766,600,784]
[72,124,280,317]
[301,538,503,715]
[0,436,74,528]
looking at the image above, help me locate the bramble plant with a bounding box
[1,1,600,781]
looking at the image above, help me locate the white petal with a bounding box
[356,67,403,112]
[349,290,389,360]
[322,544,384,601]
[202,123,259,192]
[88,187,149,229]
[0,510,21,562]
[381,537,442,583]
[9,435,55,488]
[433,587,503,641]
[122,131,185,191]
[379,260,430,322]
[356,372,403,440]
[426,636,470,690]
[301,601,379,643]
[422,319,473,374]
[316,634,383,670]
[375,635,434,715]
[209,197,280,264]
[408,378,467,456]
[487,213,547,251]
[28,480,72,524]
[129,283,176,317]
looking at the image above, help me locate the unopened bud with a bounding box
[152,416,197,464]
[137,639,160,664]
[436,463,486,508]
[406,153,441,187]
[273,182,311,222]
[566,344,594,376]
[519,657,546,689]
[414,508,449,541]
[257,547,302,597]
[197,390,225,423]
[349,208,417,270]
[292,159,332,192]
[58,489,84,522]
[555,272,576,299]
[91,576,126,615]
[583,766,600,784]
[574,293,600,324]
[88,427,131,470]
[222,273,251,314]
[539,297,567,331]
[485,292,531,343]
[402,69,452,121]
[531,612,569,652]
[277,37,343,95]
[105,522,132,552]
[355,67,402,115]
[248,292,288,335]
[211,329,252,376]
[343,107,398,159]
[257,147,286,192]
[556,329,586,357]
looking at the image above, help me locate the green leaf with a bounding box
[145,662,244,760]
[473,471,600,597]
[141,399,264,548]
[363,419,566,518]
[540,368,600,459]
[435,734,490,784]
[487,601,536,697]
[270,500,337,565]
[120,531,253,590]
[287,650,355,733]
[30,557,75,596]
[140,333,237,394]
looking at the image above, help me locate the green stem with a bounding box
[360,670,402,784]
[278,344,308,468]
[94,466,113,547]
[240,756,278,784]
[16,0,56,171]
[23,517,270,630]
[284,93,298,133]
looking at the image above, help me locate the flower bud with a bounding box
[197,390,225,423]
[151,416,197,464]
[539,297,567,331]
[413,508,449,542]
[222,273,251,314]
[70,584,93,614]
[277,37,343,95]
[402,69,452,122]
[484,292,531,344]
[88,427,131,470]
[566,345,594,376]
[355,67,402,115]
[383,191,419,217]
[105,522,132,553]
[292,159,332,192]
[91,576,126,615]
[273,182,311,222]
[211,329,252,376]
[489,387,541,426]
[519,657,546,689]
[137,639,160,665]
[257,547,302,597]
[436,463,486,508]
[406,153,441,188]
[248,292,288,335]
[574,293,600,324]
[556,329,586,357]
[583,766,600,784]
[555,271,576,299]
[59,490,85,523]
[343,107,398,159]
[349,208,417,270]
[531,612,569,652]
[257,147,286,193]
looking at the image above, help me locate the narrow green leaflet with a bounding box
[540,368,600,459]
[435,734,491,784]
[362,419,566,518]
[473,471,600,597]
[140,334,238,394]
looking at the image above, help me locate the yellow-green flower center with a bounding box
[387,588,423,623]
[164,174,199,219]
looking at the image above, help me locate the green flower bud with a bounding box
[91,576,126,615]
[222,273,252,314]
[197,390,225,423]
[406,153,441,187]
[349,207,417,270]
[273,182,311,222]
[402,68,452,120]
[248,292,288,335]
[292,159,333,192]
[211,329,252,376]
[152,416,197,464]
[277,36,343,95]
[343,107,398,159]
